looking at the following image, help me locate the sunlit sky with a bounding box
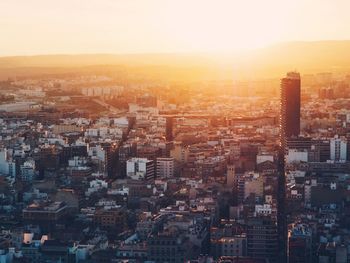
[1,0,350,56]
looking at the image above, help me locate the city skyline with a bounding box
[1,1,350,263]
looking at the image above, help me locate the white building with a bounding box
[81,86,124,97]
[0,102,37,112]
[0,148,16,178]
[87,144,108,175]
[88,145,106,162]
[85,128,99,137]
[330,136,347,161]
[156,157,174,178]
[20,160,36,182]
[254,203,276,216]
[86,179,108,196]
[126,158,154,181]
[286,149,308,163]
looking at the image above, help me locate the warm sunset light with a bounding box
[1,0,350,55]
[2,1,350,263]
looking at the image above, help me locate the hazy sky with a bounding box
[1,0,350,56]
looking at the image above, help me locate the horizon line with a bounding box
[2,39,350,58]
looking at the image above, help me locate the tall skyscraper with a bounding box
[279,72,301,263]
[280,72,301,143]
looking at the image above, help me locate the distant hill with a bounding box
[243,40,350,76]
[1,41,350,80]
[0,53,210,68]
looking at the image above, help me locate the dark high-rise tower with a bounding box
[280,72,301,143]
[278,72,300,263]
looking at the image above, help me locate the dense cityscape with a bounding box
[2,0,350,262]
[0,69,349,263]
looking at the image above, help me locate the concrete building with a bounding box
[23,201,69,223]
[286,149,308,163]
[330,136,347,161]
[170,142,188,163]
[247,217,278,263]
[20,160,36,182]
[211,225,247,259]
[238,172,264,203]
[0,148,16,178]
[147,228,193,263]
[288,224,312,263]
[52,124,81,134]
[226,164,235,187]
[156,157,174,178]
[256,154,274,165]
[127,158,155,181]
[93,207,127,232]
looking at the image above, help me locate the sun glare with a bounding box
[158,0,291,52]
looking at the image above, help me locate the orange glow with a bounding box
[1,0,350,56]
